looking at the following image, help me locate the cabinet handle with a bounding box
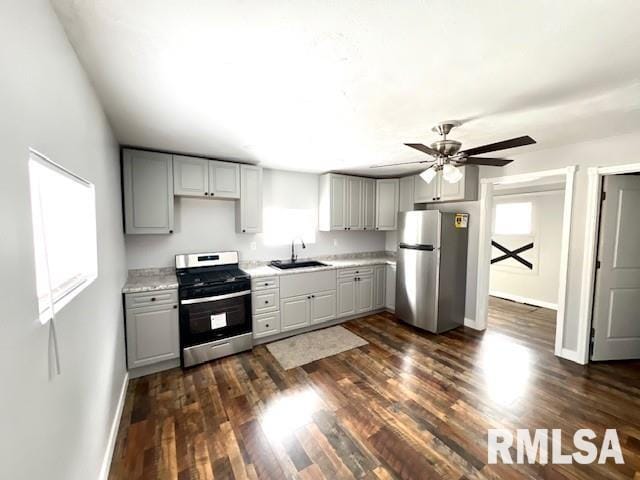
[204,192,208,196]
[211,192,215,196]
[173,305,177,309]
[264,300,269,304]
[264,282,269,286]
[150,297,156,301]
[363,227,367,230]
[311,295,315,298]
[265,323,270,328]
[169,230,174,234]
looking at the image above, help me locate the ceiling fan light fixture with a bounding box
[443,163,463,183]
[420,166,437,184]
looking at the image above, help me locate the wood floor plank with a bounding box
[110,299,640,479]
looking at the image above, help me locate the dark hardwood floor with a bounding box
[109,300,640,479]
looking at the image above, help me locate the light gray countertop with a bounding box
[122,268,178,294]
[243,256,396,279]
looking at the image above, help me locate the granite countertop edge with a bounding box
[243,257,397,279]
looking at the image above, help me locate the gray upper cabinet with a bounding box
[346,176,363,230]
[236,164,263,233]
[363,178,376,231]
[209,160,240,199]
[174,156,239,199]
[122,149,174,234]
[375,178,399,230]
[173,155,209,197]
[399,176,415,212]
[413,165,479,204]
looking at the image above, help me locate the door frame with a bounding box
[474,166,577,361]
[576,162,640,364]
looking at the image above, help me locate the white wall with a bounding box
[0,2,127,479]
[490,190,565,308]
[126,168,386,269]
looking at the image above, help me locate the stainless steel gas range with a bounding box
[175,251,252,367]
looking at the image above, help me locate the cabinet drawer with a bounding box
[252,276,279,291]
[253,311,281,339]
[252,289,279,315]
[338,267,374,278]
[125,289,178,309]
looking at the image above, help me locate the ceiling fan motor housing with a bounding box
[430,139,462,156]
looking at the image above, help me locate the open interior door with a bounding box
[591,174,640,361]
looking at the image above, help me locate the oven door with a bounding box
[179,287,252,349]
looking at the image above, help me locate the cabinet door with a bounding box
[363,178,376,231]
[173,155,209,197]
[126,303,179,369]
[281,295,310,331]
[373,266,386,309]
[346,176,363,230]
[399,176,415,212]
[375,179,399,230]
[414,173,438,203]
[337,278,356,318]
[330,174,347,230]
[439,167,465,202]
[311,290,337,324]
[123,149,174,234]
[356,275,374,314]
[237,165,262,233]
[385,264,396,311]
[209,160,240,199]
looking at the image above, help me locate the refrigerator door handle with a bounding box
[399,242,435,251]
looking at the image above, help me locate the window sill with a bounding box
[38,274,97,324]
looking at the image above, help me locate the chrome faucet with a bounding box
[291,238,306,263]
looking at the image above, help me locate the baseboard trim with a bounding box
[558,347,586,365]
[99,371,129,480]
[489,291,558,311]
[464,317,483,330]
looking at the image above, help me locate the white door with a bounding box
[311,290,337,324]
[281,295,310,331]
[346,176,363,230]
[363,178,376,231]
[414,174,437,203]
[591,175,640,361]
[209,160,240,199]
[238,165,262,233]
[373,266,386,309]
[173,155,209,197]
[330,175,347,230]
[375,179,399,230]
[126,304,180,368]
[356,275,374,314]
[337,278,356,317]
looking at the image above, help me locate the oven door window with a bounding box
[181,294,251,346]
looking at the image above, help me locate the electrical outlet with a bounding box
[250,241,257,251]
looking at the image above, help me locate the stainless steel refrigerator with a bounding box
[395,210,469,333]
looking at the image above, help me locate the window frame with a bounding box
[28,149,98,324]
[493,201,534,236]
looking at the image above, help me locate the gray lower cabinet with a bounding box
[337,277,356,318]
[122,149,174,234]
[253,311,281,339]
[356,274,374,314]
[385,264,396,311]
[311,290,337,324]
[125,290,180,370]
[281,294,311,331]
[373,265,386,310]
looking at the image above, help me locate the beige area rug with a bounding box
[266,326,368,370]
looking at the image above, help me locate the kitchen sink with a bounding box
[269,260,328,270]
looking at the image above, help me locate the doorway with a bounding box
[487,183,566,352]
[590,173,640,361]
[474,166,576,360]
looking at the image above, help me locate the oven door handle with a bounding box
[180,290,251,305]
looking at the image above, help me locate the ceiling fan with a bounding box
[372,121,536,184]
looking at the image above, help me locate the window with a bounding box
[494,202,533,235]
[263,207,316,246]
[29,150,97,324]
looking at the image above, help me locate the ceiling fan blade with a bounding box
[370,159,435,168]
[460,135,536,156]
[459,157,514,167]
[404,143,441,157]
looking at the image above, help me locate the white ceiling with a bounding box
[52,0,640,176]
